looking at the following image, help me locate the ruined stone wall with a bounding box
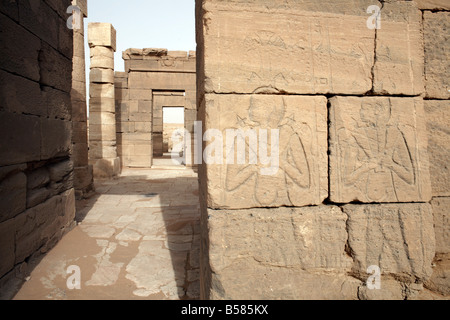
[197,0,449,299]
[115,49,196,167]
[71,0,94,198]
[0,0,76,297]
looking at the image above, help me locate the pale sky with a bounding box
[84,0,196,123]
[85,0,196,72]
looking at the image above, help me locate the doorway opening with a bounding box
[153,106,186,168]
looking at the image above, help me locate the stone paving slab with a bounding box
[13,168,200,300]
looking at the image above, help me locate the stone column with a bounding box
[71,0,94,199]
[88,23,120,178]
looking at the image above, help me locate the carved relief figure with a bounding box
[339,101,415,202]
[225,97,311,206]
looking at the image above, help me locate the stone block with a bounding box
[49,159,73,182]
[90,46,114,59]
[26,167,50,190]
[329,96,431,203]
[88,124,117,142]
[58,14,73,59]
[92,157,120,178]
[71,79,87,102]
[203,94,328,209]
[134,122,152,133]
[344,203,435,281]
[89,111,116,126]
[40,119,71,160]
[0,112,40,167]
[88,23,116,51]
[14,194,62,263]
[129,88,152,101]
[89,142,118,160]
[138,100,152,113]
[72,121,88,144]
[72,0,88,17]
[424,100,450,197]
[431,197,450,254]
[0,0,19,21]
[197,0,376,95]
[42,86,72,120]
[73,31,86,58]
[129,112,152,122]
[39,42,72,93]
[0,218,15,278]
[73,165,93,190]
[18,0,58,50]
[72,56,86,82]
[0,12,41,81]
[90,68,115,84]
[72,142,89,167]
[0,69,45,117]
[0,172,26,223]
[373,2,424,95]
[129,72,196,91]
[71,100,88,122]
[115,88,129,101]
[89,97,115,113]
[26,187,50,209]
[414,0,450,10]
[423,11,450,99]
[205,206,359,299]
[90,55,114,70]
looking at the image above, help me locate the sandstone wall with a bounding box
[115,49,197,167]
[197,0,449,300]
[71,0,94,199]
[0,0,76,298]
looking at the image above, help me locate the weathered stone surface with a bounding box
[0,70,45,117]
[197,0,376,95]
[205,206,359,299]
[122,48,168,60]
[88,23,116,51]
[0,112,40,167]
[330,96,432,203]
[0,172,26,223]
[14,195,62,263]
[49,159,74,183]
[209,206,352,272]
[424,253,450,297]
[203,94,328,209]
[0,218,15,278]
[40,119,71,160]
[92,157,120,179]
[414,0,450,10]
[344,203,435,281]
[424,100,450,197]
[373,1,424,95]
[423,11,450,99]
[39,42,72,93]
[357,278,404,300]
[0,12,41,81]
[89,97,115,113]
[129,72,196,91]
[90,68,115,84]
[88,124,117,142]
[72,0,88,17]
[431,197,450,254]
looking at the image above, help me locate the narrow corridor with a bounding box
[14,168,200,300]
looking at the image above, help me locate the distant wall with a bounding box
[115,49,196,167]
